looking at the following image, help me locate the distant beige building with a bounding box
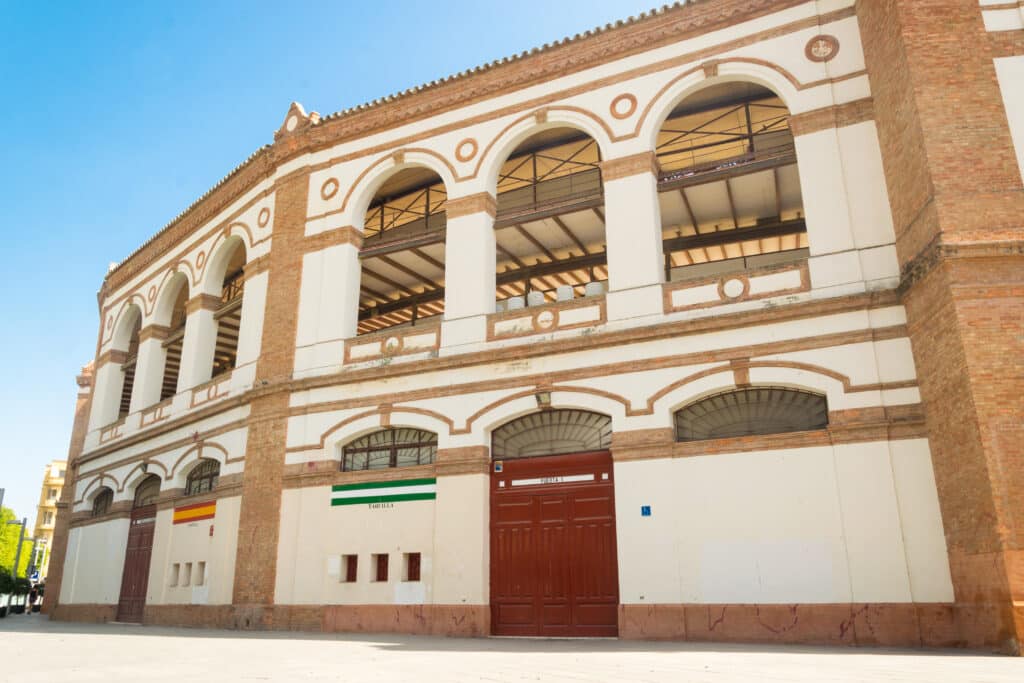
[33,460,67,579]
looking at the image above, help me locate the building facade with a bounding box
[32,460,67,579]
[47,0,1023,653]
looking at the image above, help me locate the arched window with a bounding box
[357,168,447,335]
[159,278,189,401]
[342,428,437,471]
[91,487,113,517]
[674,387,828,442]
[185,459,220,496]
[118,314,142,419]
[491,409,612,460]
[133,474,161,508]
[212,242,246,377]
[656,82,807,283]
[493,128,606,311]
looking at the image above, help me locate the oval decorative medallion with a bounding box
[320,178,340,201]
[610,93,638,120]
[257,207,271,227]
[536,310,556,329]
[722,278,746,299]
[805,35,840,63]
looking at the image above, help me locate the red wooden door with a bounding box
[116,504,156,623]
[490,451,619,637]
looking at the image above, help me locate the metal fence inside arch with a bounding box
[491,409,611,460]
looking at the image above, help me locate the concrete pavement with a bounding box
[0,615,1020,682]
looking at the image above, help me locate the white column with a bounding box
[293,233,362,376]
[235,271,268,368]
[441,194,496,348]
[793,129,865,295]
[87,353,127,431]
[601,152,665,321]
[177,295,218,391]
[129,327,169,412]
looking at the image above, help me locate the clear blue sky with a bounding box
[0,1,654,527]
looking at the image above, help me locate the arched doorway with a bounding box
[116,474,160,623]
[489,409,618,637]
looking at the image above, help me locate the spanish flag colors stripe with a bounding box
[173,500,216,524]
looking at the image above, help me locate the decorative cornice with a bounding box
[899,237,1024,294]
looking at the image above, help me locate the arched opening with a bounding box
[212,242,245,377]
[357,168,447,335]
[655,82,807,282]
[341,427,438,471]
[159,277,188,400]
[91,487,113,517]
[491,409,612,459]
[133,474,161,507]
[117,313,142,419]
[674,386,828,441]
[493,129,606,309]
[184,459,220,496]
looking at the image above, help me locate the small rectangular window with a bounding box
[196,561,206,586]
[373,554,389,582]
[170,563,180,587]
[403,553,421,582]
[341,555,358,583]
[48,488,57,499]
[182,562,192,587]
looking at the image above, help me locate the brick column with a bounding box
[230,168,309,627]
[599,152,665,321]
[42,365,94,614]
[857,0,1024,653]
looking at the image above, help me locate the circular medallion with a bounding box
[535,310,556,329]
[610,93,638,120]
[257,207,271,227]
[805,35,840,63]
[320,178,340,201]
[285,115,299,132]
[722,278,746,299]
[455,138,478,163]
[384,336,401,352]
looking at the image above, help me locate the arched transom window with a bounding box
[491,409,612,460]
[133,474,161,508]
[185,459,220,496]
[342,428,438,472]
[674,387,828,442]
[91,487,113,517]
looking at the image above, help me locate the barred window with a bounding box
[91,487,113,517]
[133,475,161,508]
[185,459,220,496]
[342,429,437,472]
[491,410,611,460]
[674,387,828,442]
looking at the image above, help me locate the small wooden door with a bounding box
[490,451,619,637]
[116,504,156,623]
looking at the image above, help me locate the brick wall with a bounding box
[857,0,1024,654]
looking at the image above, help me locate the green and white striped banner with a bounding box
[331,478,437,506]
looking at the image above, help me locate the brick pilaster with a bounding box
[230,168,309,626]
[857,0,1024,654]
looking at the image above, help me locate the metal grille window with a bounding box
[133,475,161,508]
[491,409,612,460]
[185,459,220,496]
[91,488,113,517]
[674,387,828,442]
[342,428,437,472]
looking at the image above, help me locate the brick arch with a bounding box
[197,231,249,297]
[459,385,630,438]
[169,441,230,484]
[476,107,614,197]
[75,473,120,505]
[339,148,460,232]
[119,460,169,494]
[104,299,145,350]
[151,270,191,328]
[318,405,455,453]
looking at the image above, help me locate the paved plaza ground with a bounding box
[0,615,1020,682]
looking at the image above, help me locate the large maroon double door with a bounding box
[116,504,156,623]
[490,451,619,637]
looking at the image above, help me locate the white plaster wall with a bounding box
[275,475,489,607]
[994,55,1024,183]
[59,519,129,605]
[614,441,952,605]
[147,496,241,606]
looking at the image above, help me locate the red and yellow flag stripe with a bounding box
[173,500,216,525]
